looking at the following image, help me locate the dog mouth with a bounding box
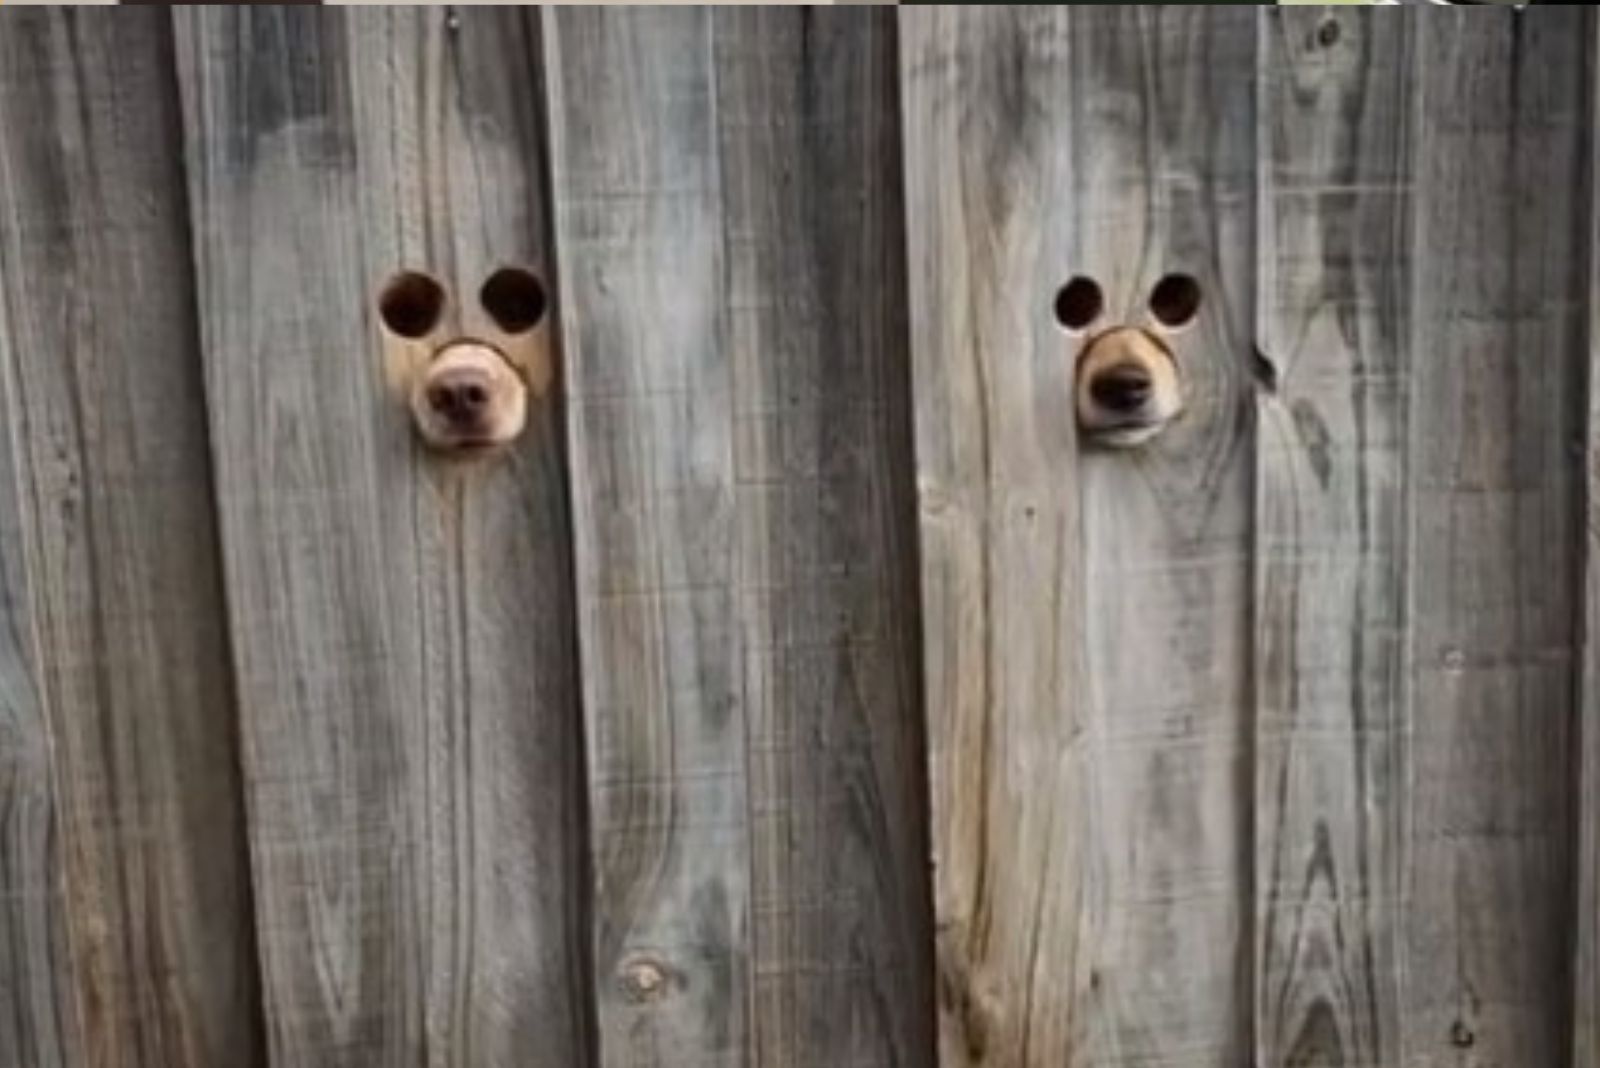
[1081,416,1169,448]
[428,432,512,457]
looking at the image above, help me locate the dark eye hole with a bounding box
[479,267,548,334]
[1148,273,1202,329]
[377,271,448,337]
[377,271,448,339]
[1054,276,1103,332]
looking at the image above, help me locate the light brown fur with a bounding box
[409,341,528,452]
[1074,326,1184,447]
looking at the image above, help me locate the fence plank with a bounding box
[0,16,82,1067]
[545,9,932,1066]
[1252,9,1414,1065]
[0,11,263,1068]
[902,8,1257,1066]
[174,9,590,1066]
[0,354,74,1068]
[1580,13,1600,1066]
[1404,10,1591,1065]
[713,9,933,1067]
[542,12,748,1066]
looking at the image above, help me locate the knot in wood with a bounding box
[619,958,670,1003]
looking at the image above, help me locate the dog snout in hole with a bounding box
[410,342,527,452]
[1089,361,1153,413]
[1075,328,1183,448]
[1057,272,1199,449]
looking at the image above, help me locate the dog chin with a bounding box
[1083,421,1165,448]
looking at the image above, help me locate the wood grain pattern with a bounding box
[1,11,1598,1066]
[1404,10,1590,1066]
[0,300,76,1068]
[903,7,1257,1066]
[0,16,81,1066]
[175,8,590,1066]
[543,11,749,1066]
[0,329,75,1068]
[546,9,933,1066]
[0,11,263,1068]
[714,9,933,1067]
[1579,15,1600,1067]
[1252,9,1415,1065]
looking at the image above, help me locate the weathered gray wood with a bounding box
[714,9,933,1067]
[545,9,933,1066]
[0,332,76,1068]
[900,17,1085,1062]
[1580,17,1600,1067]
[175,8,590,1066]
[0,10,263,1068]
[0,19,81,1064]
[0,354,74,1068]
[542,11,748,1066]
[1405,10,1590,1065]
[903,8,1256,1066]
[1252,9,1415,1064]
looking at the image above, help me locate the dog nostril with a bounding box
[462,384,488,411]
[1090,365,1153,412]
[428,384,460,415]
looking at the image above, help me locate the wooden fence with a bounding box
[0,6,1597,1068]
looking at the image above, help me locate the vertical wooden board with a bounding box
[175,8,590,1066]
[715,8,933,1067]
[547,10,933,1065]
[542,10,750,1066]
[1404,10,1590,1066]
[899,11,1086,1064]
[0,11,263,1068]
[1252,9,1414,1065]
[0,345,76,1068]
[1579,15,1600,1068]
[903,7,1257,1066]
[0,19,81,1067]
[1068,10,1257,1067]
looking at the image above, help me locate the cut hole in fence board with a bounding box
[902,7,1257,1065]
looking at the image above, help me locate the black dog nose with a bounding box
[427,374,491,423]
[1089,364,1153,413]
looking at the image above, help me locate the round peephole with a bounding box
[1148,273,1202,330]
[378,270,448,339]
[1054,275,1103,333]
